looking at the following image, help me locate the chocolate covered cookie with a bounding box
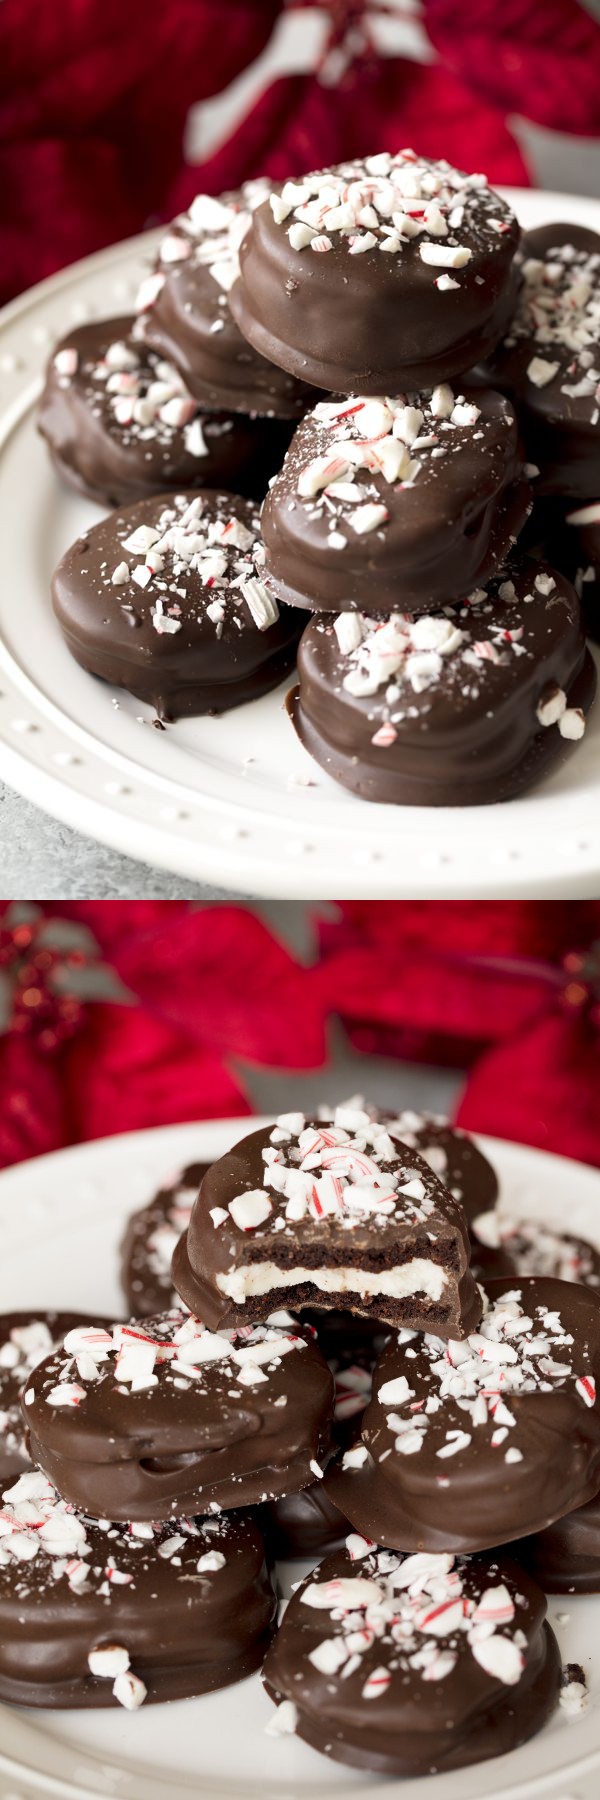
[171,1112,481,1337]
[0,1468,275,1707]
[325,1277,600,1553]
[23,1312,333,1521]
[521,1489,600,1594]
[264,1347,373,1558]
[0,1312,98,1482]
[230,152,520,394]
[471,1211,600,1290]
[488,224,600,498]
[51,490,301,720]
[38,317,291,507]
[566,500,600,642]
[383,1109,498,1225]
[261,387,529,616]
[121,1162,208,1315]
[263,1540,560,1775]
[137,184,315,418]
[288,558,595,806]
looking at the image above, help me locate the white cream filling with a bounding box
[216,1258,448,1306]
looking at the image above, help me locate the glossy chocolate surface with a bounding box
[171,1112,481,1339]
[288,558,595,806]
[521,1488,600,1594]
[0,1312,100,1482]
[38,317,292,507]
[138,184,316,418]
[261,387,529,615]
[383,1110,499,1225]
[263,1539,560,1775]
[51,489,301,721]
[0,1469,275,1707]
[325,1277,600,1554]
[121,1162,209,1315]
[230,153,520,394]
[487,224,600,498]
[24,1312,333,1521]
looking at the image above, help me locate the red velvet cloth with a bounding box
[2,0,599,305]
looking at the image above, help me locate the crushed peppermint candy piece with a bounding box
[265,1538,548,1746]
[560,1662,590,1715]
[559,707,586,740]
[527,357,560,388]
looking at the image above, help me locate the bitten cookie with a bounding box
[23,1312,333,1521]
[488,223,600,498]
[230,152,520,394]
[38,317,292,506]
[51,490,301,720]
[261,387,529,615]
[121,1162,208,1315]
[325,1277,600,1553]
[0,1468,275,1707]
[171,1111,481,1338]
[0,1312,99,1482]
[263,1539,560,1775]
[287,558,595,806]
[137,184,316,417]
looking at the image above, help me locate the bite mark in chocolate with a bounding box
[171,1111,481,1338]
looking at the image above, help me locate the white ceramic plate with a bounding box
[0,1118,599,1800]
[0,187,598,898]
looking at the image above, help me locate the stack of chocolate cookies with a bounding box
[2,1103,600,1773]
[41,152,597,785]
[231,153,597,804]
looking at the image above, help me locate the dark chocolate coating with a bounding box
[121,1162,209,1315]
[230,155,520,394]
[471,1213,600,1292]
[38,317,293,508]
[567,506,600,643]
[325,1277,600,1554]
[261,388,530,615]
[288,557,595,806]
[383,1111,498,1225]
[518,495,600,645]
[0,1312,102,1482]
[264,1345,373,1557]
[0,1472,275,1708]
[138,185,316,418]
[171,1116,482,1339]
[520,1488,600,1594]
[51,489,301,721]
[24,1312,333,1521]
[262,1477,350,1561]
[263,1542,560,1776]
[487,224,600,498]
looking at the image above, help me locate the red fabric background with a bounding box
[2,901,600,1174]
[1,0,599,305]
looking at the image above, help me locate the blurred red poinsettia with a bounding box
[316,900,600,1063]
[0,901,328,1168]
[2,0,600,305]
[317,900,600,1166]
